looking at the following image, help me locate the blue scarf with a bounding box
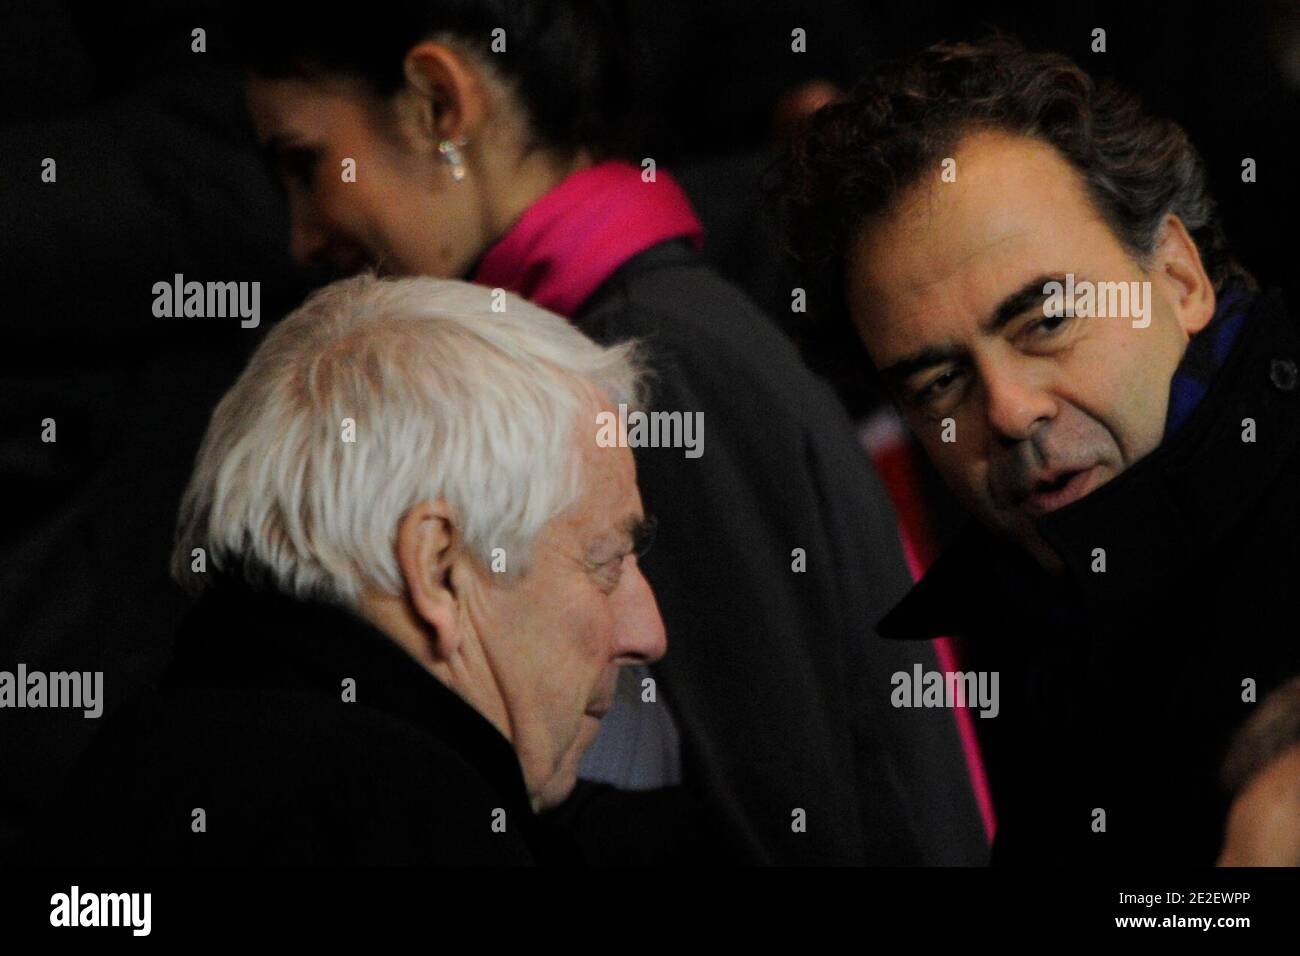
[1163,279,1253,438]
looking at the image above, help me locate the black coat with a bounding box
[555,240,987,864]
[880,288,1300,864]
[33,577,576,865]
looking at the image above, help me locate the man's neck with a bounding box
[356,589,516,747]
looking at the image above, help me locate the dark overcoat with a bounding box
[33,577,575,865]
[881,289,1300,864]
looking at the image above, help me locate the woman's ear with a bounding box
[401,40,488,142]
[395,499,462,659]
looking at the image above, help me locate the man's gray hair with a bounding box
[172,274,643,605]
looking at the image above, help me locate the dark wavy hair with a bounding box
[783,34,1255,313]
[227,0,633,158]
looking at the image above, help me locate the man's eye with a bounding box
[587,554,625,587]
[906,365,969,419]
[1034,314,1066,335]
[597,557,625,591]
[918,367,962,400]
[1023,312,1071,340]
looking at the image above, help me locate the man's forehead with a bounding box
[860,229,1035,312]
[866,138,1082,264]
[564,442,640,535]
[849,132,1101,341]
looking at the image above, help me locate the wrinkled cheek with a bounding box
[1065,401,1131,471]
[1070,345,1160,464]
[534,719,599,811]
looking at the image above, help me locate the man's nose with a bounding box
[982,361,1056,443]
[611,560,667,665]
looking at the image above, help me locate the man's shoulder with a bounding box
[48,682,530,864]
[94,679,490,786]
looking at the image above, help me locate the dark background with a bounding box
[2,0,1296,852]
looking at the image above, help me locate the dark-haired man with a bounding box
[786,37,1300,863]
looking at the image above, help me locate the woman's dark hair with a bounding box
[228,0,633,157]
[783,34,1255,313]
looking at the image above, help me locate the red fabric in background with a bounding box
[863,411,997,844]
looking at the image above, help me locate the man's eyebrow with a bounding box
[585,514,656,561]
[980,274,1068,334]
[878,273,1068,386]
[626,514,657,555]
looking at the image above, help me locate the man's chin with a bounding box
[532,765,579,813]
[532,716,603,812]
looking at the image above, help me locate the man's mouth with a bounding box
[1019,465,1100,517]
[584,704,610,720]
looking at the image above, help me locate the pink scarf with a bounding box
[472,160,704,317]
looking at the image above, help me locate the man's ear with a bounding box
[396,500,462,660]
[1150,213,1216,337]
[401,40,488,143]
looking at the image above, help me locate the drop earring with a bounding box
[438,137,468,183]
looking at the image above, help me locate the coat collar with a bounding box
[881,287,1300,640]
[168,575,535,820]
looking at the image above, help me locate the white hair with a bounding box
[172,274,643,606]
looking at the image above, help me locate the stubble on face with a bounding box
[847,131,1199,568]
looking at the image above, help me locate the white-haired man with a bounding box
[42,275,666,865]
